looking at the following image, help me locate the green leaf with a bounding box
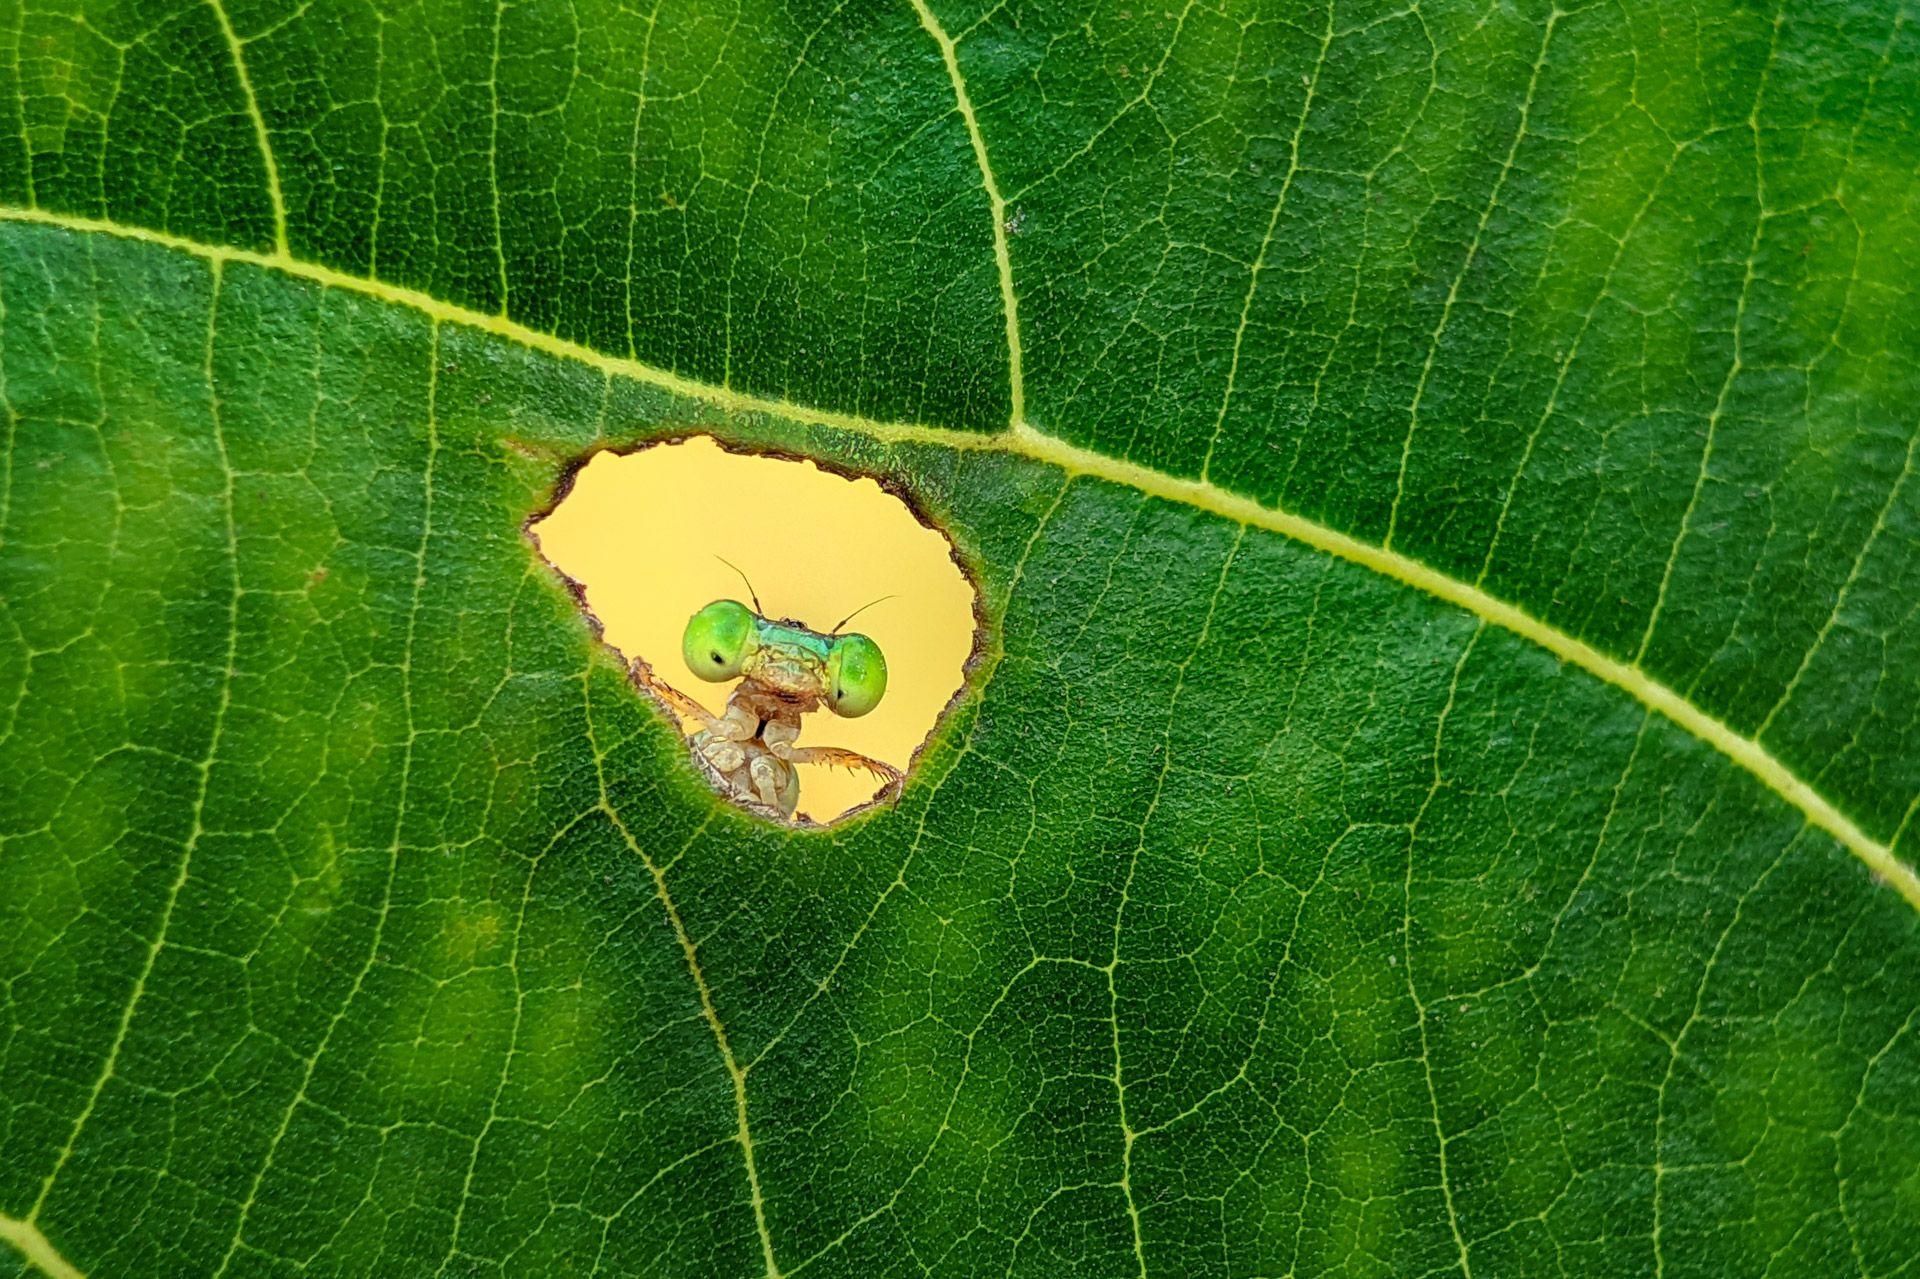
[2,0,1918,1274]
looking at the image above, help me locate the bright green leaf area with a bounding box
[2,0,1919,1273]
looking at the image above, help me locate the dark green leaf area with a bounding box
[1,227,1916,1278]
[952,0,1920,844]
[0,0,1012,432]
[0,0,277,246]
[5,0,1918,847]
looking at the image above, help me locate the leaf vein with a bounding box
[0,1214,84,1279]
[1386,6,1557,551]
[905,0,1023,428]
[1635,2,1783,665]
[587,681,780,1278]
[27,261,240,1226]
[213,319,443,1276]
[204,0,288,255]
[1405,622,1485,1279]
[1,207,1909,919]
[1198,0,1333,483]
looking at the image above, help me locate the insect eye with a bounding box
[682,600,757,682]
[825,633,887,718]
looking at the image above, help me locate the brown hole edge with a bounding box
[521,428,993,829]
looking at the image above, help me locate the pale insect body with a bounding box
[636,597,900,821]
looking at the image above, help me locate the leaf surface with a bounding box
[1,0,1918,1275]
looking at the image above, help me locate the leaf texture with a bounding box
[1,0,1918,1275]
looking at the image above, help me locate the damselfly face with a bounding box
[681,600,888,717]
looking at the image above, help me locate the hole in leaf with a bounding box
[529,435,981,824]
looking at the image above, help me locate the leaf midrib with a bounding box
[0,1215,82,1279]
[0,203,1906,916]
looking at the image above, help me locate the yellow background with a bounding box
[529,436,978,821]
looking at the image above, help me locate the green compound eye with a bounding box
[682,600,758,681]
[825,633,887,717]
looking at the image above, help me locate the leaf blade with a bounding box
[2,0,1919,1272]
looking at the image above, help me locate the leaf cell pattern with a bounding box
[0,0,1917,1275]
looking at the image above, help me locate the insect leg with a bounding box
[783,746,904,797]
[748,754,798,817]
[759,721,901,797]
[632,659,725,732]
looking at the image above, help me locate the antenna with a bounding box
[715,556,764,614]
[829,594,897,635]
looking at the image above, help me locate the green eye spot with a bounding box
[682,600,757,682]
[825,633,887,717]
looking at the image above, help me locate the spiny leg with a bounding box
[631,659,723,733]
[784,745,904,798]
[758,719,902,799]
[633,661,768,809]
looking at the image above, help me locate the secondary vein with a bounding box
[26,261,242,1223]
[905,0,1025,429]
[0,205,1910,919]
[204,0,289,256]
